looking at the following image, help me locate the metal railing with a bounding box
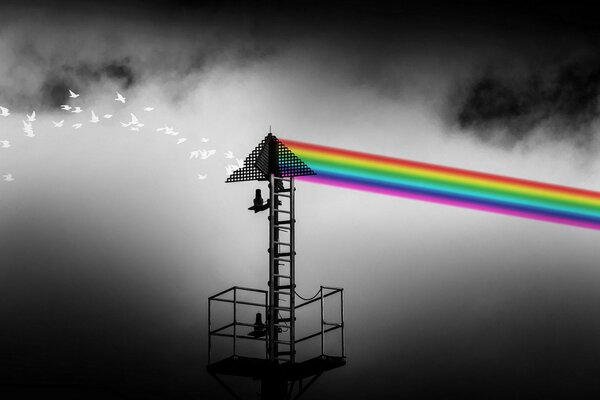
[208,285,345,365]
[208,286,268,365]
[295,286,345,358]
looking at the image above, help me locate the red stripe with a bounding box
[281,139,600,200]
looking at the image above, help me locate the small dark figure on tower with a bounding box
[248,189,271,213]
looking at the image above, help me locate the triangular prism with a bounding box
[226,134,316,183]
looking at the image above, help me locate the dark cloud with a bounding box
[449,55,600,146]
[103,60,136,88]
[37,60,135,109]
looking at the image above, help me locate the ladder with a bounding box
[268,174,296,363]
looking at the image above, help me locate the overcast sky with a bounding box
[1,1,600,399]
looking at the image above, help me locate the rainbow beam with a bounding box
[280,139,600,231]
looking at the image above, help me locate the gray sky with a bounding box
[1,2,600,398]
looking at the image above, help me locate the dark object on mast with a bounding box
[249,189,271,213]
[248,312,267,338]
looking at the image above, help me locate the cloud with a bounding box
[2,0,599,155]
[448,54,600,147]
[0,4,283,111]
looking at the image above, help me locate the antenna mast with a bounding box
[207,131,346,400]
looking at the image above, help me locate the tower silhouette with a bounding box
[207,132,346,399]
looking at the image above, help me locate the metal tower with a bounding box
[207,132,346,400]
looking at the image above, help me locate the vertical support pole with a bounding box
[320,285,324,356]
[208,298,211,365]
[289,177,296,363]
[265,290,269,359]
[233,287,237,357]
[341,289,345,358]
[268,173,277,361]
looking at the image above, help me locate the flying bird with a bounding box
[121,113,141,128]
[157,126,178,135]
[0,106,10,116]
[236,158,244,168]
[129,113,140,125]
[22,121,34,136]
[3,173,14,182]
[130,126,140,132]
[0,140,11,148]
[60,105,72,111]
[26,111,36,122]
[144,107,154,111]
[225,165,238,176]
[198,174,207,180]
[189,150,200,159]
[103,114,113,119]
[201,137,209,142]
[199,149,216,160]
[115,92,126,103]
[176,138,187,145]
[52,120,64,127]
[69,90,80,98]
[90,110,99,123]
[72,123,83,129]
[224,151,234,159]
[72,107,83,113]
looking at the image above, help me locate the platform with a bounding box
[207,355,346,380]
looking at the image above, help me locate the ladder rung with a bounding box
[274,241,290,246]
[274,306,291,311]
[277,252,291,257]
[273,274,290,279]
[274,209,290,214]
[275,339,291,344]
[274,258,290,262]
[274,193,290,198]
[276,220,292,225]
[274,291,291,295]
[275,284,295,290]
[274,177,291,181]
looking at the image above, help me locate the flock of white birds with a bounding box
[0,90,246,183]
